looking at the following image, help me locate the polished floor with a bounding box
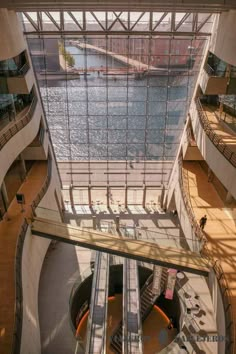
[0,161,47,354]
[183,161,236,344]
[202,104,236,153]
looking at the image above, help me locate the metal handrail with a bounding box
[195,98,236,168]
[0,96,37,151]
[85,252,109,354]
[11,158,52,354]
[179,159,235,353]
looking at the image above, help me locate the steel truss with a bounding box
[21,11,214,36]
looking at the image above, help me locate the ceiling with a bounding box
[1,0,236,11]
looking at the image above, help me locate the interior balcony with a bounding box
[190,96,236,199]
[0,92,42,186]
[198,97,236,165]
[0,158,50,354]
[182,125,204,161]
[0,90,35,133]
[181,160,236,354]
[199,52,236,95]
[0,50,33,94]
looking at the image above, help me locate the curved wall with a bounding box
[210,10,236,67]
[0,9,25,61]
[0,101,41,186]
[190,101,236,199]
[20,159,62,354]
[174,166,200,253]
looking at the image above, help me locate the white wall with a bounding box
[210,10,236,67]
[174,168,200,253]
[21,130,49,161]
[190,101,236,199]
[7,67,34,94]
[208,269,226,354]
[20,160,62,354]
[0,9,25,61]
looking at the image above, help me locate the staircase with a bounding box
[110,324,122,353]
[110,268,168,353]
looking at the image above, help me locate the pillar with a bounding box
[88,185,92,207]
[92,215,96,230]
[142,185,146,208]
[69,184,74,208]
[115,215,120,231]
[107,186,110,208]
[19,154,27,181]
[125,185,128,208]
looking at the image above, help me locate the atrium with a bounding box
[0,1,236,354]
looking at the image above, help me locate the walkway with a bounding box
[183,161,236,341]
[70,41,158,72]
[202,104,236,153]
[31,217,209,275]
[0,161,47,354]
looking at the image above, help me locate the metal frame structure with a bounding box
[21,11,213,36]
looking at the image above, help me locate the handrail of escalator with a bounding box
[85,252,109,354]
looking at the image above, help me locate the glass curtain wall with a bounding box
[27,34,207,189]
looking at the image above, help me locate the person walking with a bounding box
[199,215,207,230]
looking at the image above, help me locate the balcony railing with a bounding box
[12,158,52,354]
[0,96,37,151]
[178,158,206,253]
[195,98,236,168]
[0,63,30,78]
[178,159,234,354]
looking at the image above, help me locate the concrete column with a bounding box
[142,185,146,208]
[106,186,110,208]
[115,215,120,231]
[19,154,27,180]
[69,184,74,208]
[92,215,96,230]
[125,185,128,208]
[88,186,92,207]
[61,195,66,211]
[160,185,165,209]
